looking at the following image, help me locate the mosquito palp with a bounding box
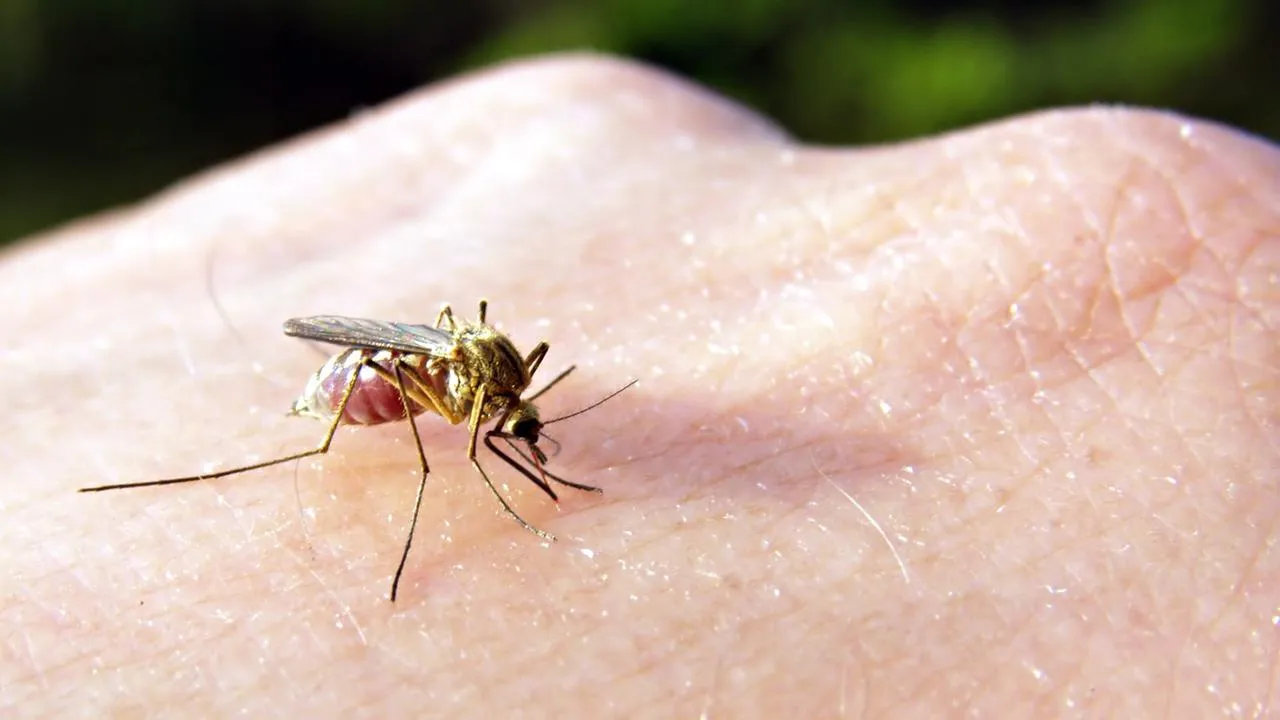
[537,432,563,459]
[80,300,634,602]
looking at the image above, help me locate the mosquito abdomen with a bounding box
[291,349,443,426]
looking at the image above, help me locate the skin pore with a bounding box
[1,55,1276,716]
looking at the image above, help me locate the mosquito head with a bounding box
[502,401,548,464]
[496,377,637,469]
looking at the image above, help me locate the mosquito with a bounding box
[81,299,634,601]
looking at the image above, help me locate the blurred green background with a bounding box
[1,0,1275,245]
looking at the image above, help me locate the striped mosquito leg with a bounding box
[434,304,455,330]
[464,384,556,542]
[523,341,549,379]
[390,359,432,602]
[80,359,366,492]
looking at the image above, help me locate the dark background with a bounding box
[1,0,1275,245]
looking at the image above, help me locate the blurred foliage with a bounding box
[0,0,1275,244]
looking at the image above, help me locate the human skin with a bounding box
[1,54,1276,717]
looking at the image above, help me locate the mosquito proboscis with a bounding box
[81,300,635,601]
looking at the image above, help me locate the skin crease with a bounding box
[0,54,1277,717]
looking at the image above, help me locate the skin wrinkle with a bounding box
[916,162,1243,699]
[1001,330,1063,469]
[1200,531,1272,682]
[1101,166,1197,396]
[1011,247,1128,395]
[1236,233,1280,329]
[1153,132,1276,463]
[949,291,1060,515]
[1090,166,1269,632]
[1228,258,1277,344]
[1175,254,1239,331]
[1226,269,1277,451]
[973,456,1053,535]
[1236,309,1278,455]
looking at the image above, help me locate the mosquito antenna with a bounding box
[544,379,638,425]
[526,365,575,402]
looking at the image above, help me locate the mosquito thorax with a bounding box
[455,324,531,392]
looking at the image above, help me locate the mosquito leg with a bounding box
[544,473,603,493]
[389,360,431,602]
[465,384,487,461]
[470,456,556,542]
[545,475,603,493]
[434,304,455,330]
[79,356,367,492]
[525,364,574,402]
[466,385,555,542]
[361,360,460,425]
[523,342,549,379]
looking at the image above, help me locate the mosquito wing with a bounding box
[283,316,455,355]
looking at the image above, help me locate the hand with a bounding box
[4,55,1276,716]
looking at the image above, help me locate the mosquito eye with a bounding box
[511,417,540,440]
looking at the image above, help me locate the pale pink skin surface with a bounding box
[2,55,1277,717]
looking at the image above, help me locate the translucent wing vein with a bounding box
[283,316,454,354]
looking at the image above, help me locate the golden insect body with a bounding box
[82,300,630,601]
